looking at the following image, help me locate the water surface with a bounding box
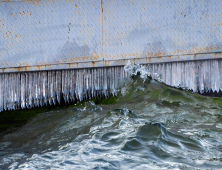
[1,76,222,169]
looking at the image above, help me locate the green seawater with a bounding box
[0,77,222,169]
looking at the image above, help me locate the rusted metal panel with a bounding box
[0,0,103,68]
[0,0,222,72]
[102,0,222,59]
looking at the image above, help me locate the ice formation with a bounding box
[125,60,222,94]
[0,59,221,112]
[147,60,222,93]
[0,67,129,111]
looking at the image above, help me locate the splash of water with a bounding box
[124,60,222,94]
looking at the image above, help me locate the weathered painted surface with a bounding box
[0,0,222,72]
[0,0,103,69]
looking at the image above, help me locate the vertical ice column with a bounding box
[38,72,43,107]
[203,61,211,93]
[0,74,3,111]
[69,70,75,102]
[219,60,222,92]
[21,73,26,109]
[77,69,83,101]
[17,73,21,109]
[103,68,108,97]
[48,71,52,105]
[56,70,62,104]
[42,71,48,105]
[62,70,68,103]
[27,72,33,108]
[197,61,204,93]
[165,63,172,85]
[3,74,8,110]
[211,60,220,92]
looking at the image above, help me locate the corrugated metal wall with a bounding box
[0,0,222,72]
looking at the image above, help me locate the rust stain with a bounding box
[218,23,222,29]
[92,61,95,67]
[75,4,77,8]
[103,60,110,67]
[21,0,40,6]
[213,53,217,59]
[30,11,32,16]
[0,0,10,3]
[169,56,172,61]
[81,19,86,24]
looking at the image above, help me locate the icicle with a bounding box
[42,71,48,106]
[73,69,77,101]
[92,69,96,98]
[82,69,86,99]
[203,61,210,93]
[211,60,220,92]
[176,63,182,88]
[77,69,83,101]
[3,74,8,110]
[219,60,222,92]
[62,70,65,102]
[33,72,38,107]
[56,71,62,104]
[85,69,89,99]
[38,72,43,106]
[197,61,204,93]
[52,71,57,105]
[69,70,74,102]
[8,74,13,110]
[48,71,52,105]
[165,63,171,85]
[0,74,3,111]
[2,60,222,113]
[87,69,91,98]
[21,73,25,109]
[171,63,177,87]
[184,62,189,90]
[27,73,31,108]
[111,67,115,96]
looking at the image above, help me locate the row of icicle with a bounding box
[0,67,129,111]
[146,60,222,93]
[0,60,221,112]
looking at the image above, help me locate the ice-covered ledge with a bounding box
[0,51,221,73]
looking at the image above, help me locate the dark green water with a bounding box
[0,77,222,169]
